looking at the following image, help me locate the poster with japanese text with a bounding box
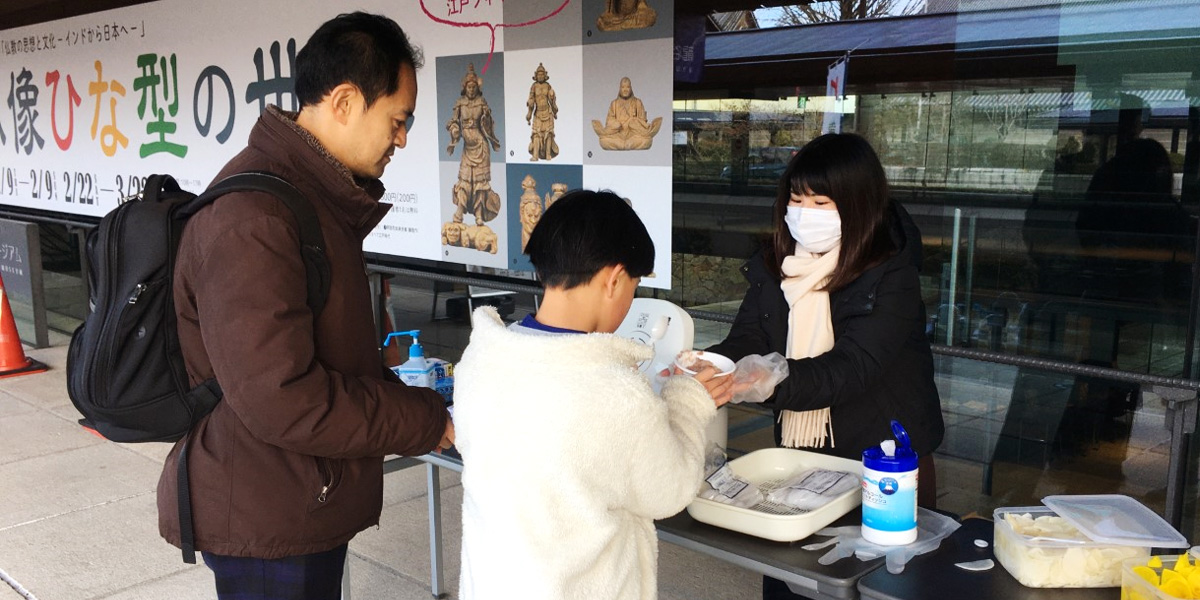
[0,0,675,287]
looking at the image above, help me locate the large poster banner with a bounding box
[0,0,675,287]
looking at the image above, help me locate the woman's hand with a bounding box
[728,353,789,404]
[730,371,765,399]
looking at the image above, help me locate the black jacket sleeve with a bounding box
[706,277,773,362]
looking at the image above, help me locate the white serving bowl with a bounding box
[675,351,736,377]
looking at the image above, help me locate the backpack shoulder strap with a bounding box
[181,172,330,316]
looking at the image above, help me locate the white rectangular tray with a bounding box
[686,447,862,542]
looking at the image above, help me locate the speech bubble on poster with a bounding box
[419,0,571,74]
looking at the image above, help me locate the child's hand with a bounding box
[436,418,455,452]
[673,365,733,407]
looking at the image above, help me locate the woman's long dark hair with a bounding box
[766,133,894,291]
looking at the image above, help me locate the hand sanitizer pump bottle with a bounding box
[383,330,434,389]
[861,420,919,545]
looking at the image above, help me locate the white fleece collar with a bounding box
[472,306,653,367]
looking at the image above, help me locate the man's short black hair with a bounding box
[295,12,424,109]
[525,189,654,290]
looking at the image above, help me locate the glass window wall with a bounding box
[666,0,1200,538]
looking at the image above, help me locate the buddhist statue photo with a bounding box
[525,63,559,161]
[596,0,657,32]
[592,76,662,151]
[544,182,568,209]
[445,63,502,253]
[446,63,502,226]
[518,174,543,251]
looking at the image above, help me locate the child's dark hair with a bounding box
[525,189,654,290]
[296,12,424,109]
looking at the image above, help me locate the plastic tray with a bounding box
[686,447,862,542]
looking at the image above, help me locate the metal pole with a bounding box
[1181,103,1200,378]
[946,208,962,346]
[24,223,48,348]
[945,90,955,180]
[427,464,446,599]
[964,214,977,345]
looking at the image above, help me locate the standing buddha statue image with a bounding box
[446,63,502,227]
[526,63,559,161]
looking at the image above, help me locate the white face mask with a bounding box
[785,206,842,254]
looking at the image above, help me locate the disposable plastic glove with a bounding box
[730,352,789,404]
[809,508,961,574]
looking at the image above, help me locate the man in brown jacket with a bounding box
[156,13,452,600]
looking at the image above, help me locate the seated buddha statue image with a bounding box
[591,76,662,151]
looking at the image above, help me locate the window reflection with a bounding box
[670,8,1200,537]
[672,83,1197,372]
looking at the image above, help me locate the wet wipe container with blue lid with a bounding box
[861,420,919,545]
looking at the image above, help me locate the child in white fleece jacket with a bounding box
[454,190,732,600]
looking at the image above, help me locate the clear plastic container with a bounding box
[1042,495,1189,549]
[994,506,1149,587]
[995,496,1187,588]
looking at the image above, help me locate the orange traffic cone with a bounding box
[0,271,48,379]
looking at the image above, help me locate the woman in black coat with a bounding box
[709,134,944,600]
[709,133,943,498]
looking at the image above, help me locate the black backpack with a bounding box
[67,172,329,441]
[66,172,330,563]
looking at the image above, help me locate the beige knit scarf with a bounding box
[778,247,840,449]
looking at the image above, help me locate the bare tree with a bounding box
[777,0,925,24]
